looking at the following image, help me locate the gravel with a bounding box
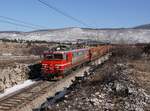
[36,58,150,111]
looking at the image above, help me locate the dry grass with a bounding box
[128,60,150,93]
[112,45,143,59]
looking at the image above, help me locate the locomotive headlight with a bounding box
[55,64,63,69]
[55,64,61,69]
[55,65,59,69]
[42,64,47,68]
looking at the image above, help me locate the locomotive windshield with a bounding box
[44,53,65,60]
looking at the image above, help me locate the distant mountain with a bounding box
[0,24,150,44]
[0,31,22,34]
[134,24,150,29]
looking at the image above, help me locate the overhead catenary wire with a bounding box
[0,19,39,30]
[0,15,48,29]
[38,0,91,27]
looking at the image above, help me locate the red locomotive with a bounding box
[41,45,111,79]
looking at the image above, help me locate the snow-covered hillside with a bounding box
[0,27,150,43]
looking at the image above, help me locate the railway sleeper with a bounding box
[25,94,39,101]
[29,87,42,92]
[0,107,11,111]
[0,103,14,107]
[17,95,40,108]
[11,97,26,100]
[2,101,20,105]
[8,99,25,104]
[18,94,33,98]
[11,97,28,101]
[38,90,48,95]
[34,90,47,96]
[5,98,27,104]
[29,95,39,100]
[27,90,47,97]
[25,91,38,94]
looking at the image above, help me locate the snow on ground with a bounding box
[0,80,35,99]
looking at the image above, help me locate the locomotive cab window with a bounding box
[44,53,66,60]
[54,54,63,59]
[44,54,53,59]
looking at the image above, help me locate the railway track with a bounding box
[0,80,54,111]
[0,54,111,111]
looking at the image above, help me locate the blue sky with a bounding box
[0,0,150,31]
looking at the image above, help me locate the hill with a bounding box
[134,24,150,29]
[0,25,150,44]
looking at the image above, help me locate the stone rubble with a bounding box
[0,63,29,92]
[38,62,150,111]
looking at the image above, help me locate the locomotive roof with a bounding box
[43,48,89,54]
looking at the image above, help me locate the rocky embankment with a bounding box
[0,40,54,93]
[0,63,29,92]
[41,62,150,111]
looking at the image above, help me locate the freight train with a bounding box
[41,45,112,79]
